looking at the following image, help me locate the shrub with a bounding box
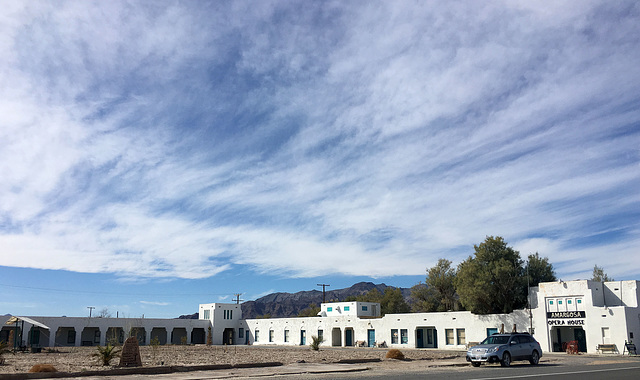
[29,364,57,373]
[92,343,122,366]
[385,349,405,360]
[0,340,13,365]
[310,335,324,351]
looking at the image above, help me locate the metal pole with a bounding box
[317,284,330,303]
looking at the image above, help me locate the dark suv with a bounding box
[466,333,542,367]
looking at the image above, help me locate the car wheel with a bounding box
[472,362,481,367]
[529,350,539,365]
[500,352,511,367]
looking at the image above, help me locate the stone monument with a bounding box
[119,337,142,367]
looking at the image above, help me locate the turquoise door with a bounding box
[345,329,353,346]
[416,329,424,348]
[300,330,306,345]
[367,329,375,347]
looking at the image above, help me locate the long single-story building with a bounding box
[2,280,638,354]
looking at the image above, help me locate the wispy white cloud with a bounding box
[0,1,638,282]
[140,301,170,306]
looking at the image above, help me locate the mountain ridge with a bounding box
[178,281,412,319]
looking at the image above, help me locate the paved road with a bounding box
[51,354,640,379]
[303,363,640,380]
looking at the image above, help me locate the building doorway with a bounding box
[367,329,375,347]
[223,328,234,345]
[415,327,437,348]
[551,326,587,352]
[345,328,354,346]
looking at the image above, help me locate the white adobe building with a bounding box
[3,280,638,354]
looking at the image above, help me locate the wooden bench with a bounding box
[596,344,618,354]
[623,341,637,356]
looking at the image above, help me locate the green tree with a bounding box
[345,287,408,315]
[592,265,614,282]
[409,282,439,312]
[526,252,557,286]
[360,288,383,303]
[380,287,410,315]
[410,259,459,312]
[298,304,321,317]
[455,236,526,314]
[427,258,458,311]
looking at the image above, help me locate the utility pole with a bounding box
[527,257,533,334]
[317,284,330,303]
[233,293,244,304]
[87,306,95,318]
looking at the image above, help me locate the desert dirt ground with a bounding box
[0,345,465,374]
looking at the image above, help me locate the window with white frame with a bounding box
[391,329,398,344]
[203,309,210,319]
[269,330,274,342]
[255,329,259,342]
[284,329,290,342]
[401,329,408,344]
[457,329,466,345]
[445,329,454,345]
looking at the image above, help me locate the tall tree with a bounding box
[409,282,439,312]
[455,236,526,314]
[526,252,557,287]
[592,265,614,282]
[380,287,410,315]
[411,259,459,312]
[346,287,408,315]
[426,258,458,311]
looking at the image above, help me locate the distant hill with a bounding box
[178,282,412,319]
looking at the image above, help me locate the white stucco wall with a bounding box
[4,280,638,354]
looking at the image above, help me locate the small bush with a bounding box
[92,343,122,366]
[29,364,57,373]
[385,349,405,360]
[310,335,324,351]
[0,340,13,365]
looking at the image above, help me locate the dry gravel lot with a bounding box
[0,345,464,375]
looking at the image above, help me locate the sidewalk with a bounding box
[4,358,472,380]
[45,362,372,380]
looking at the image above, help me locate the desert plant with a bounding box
[385,348,405,360]
[181,336,188,345]
[92,343,122,366]
[0,340,14,365]
[207,326,213,345]
[28,364,57,373]
[150,337,161,364]
[310,335,324,351]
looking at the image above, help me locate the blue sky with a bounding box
[1,1,639,318]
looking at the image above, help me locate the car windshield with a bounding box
[481,335,510,345]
